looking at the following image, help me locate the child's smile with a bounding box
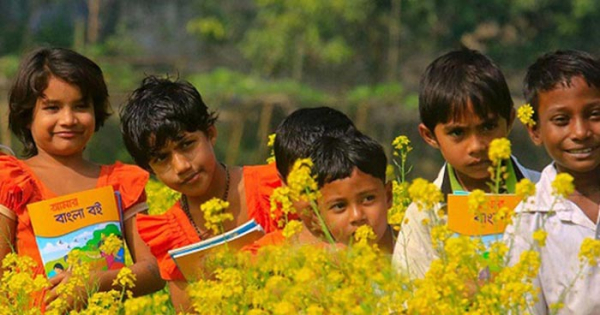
[531,76,600,175]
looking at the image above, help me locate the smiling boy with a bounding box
[504,50,600,314]
[392,48,540,279]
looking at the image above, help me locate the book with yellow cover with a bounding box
[27,186,125,278]
[447,193,522,236]
[169,219,265,281]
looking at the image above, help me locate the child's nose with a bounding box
[467,135,487,156]
[172,152,192,175]
[571,118,592,140]
[350,205,368,225]
[59,108,77,126]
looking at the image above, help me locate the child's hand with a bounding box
[45,270,92,311]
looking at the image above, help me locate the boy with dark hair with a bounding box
[273,106,357,180]
[120,75,284,311]
[504,50,600,314]
[392,48,540,278]
[246,131,394,253]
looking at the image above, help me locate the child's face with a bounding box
[419,101,512,185]
[528,76,600,175]
[318,168,391,244]
[149,128,219,197]
[30,76,96,157]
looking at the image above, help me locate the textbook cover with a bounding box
[169,219,265,281]
[447,192,522,237]
[27,186,125,278]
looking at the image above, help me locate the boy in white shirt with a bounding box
[504,50,600,314]
[392,48,540,279]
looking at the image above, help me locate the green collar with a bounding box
[447,159,518,193]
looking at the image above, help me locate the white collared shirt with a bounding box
[392,156,540,279]
[504,163,600,315]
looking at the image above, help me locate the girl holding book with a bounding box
[119,75,287,312]
[0,47,164,309]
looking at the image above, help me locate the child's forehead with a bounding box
[320,168,385,196]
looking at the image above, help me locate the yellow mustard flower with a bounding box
[488,137,511,166]
[408,178,443,211]
[282,220,303,238]
[552,173,575,198]
[99,233,123,256]
[287,158,321,202]
[392,135,413,157]
[201,197,233,234]
[579,238,600,266]
[533,230,547,247]
[113,267,136,289]
[468,189,487,215]
[354,225,376,244]
[517,103,536,127]
[266,133,276,164]
[516,178,536,199]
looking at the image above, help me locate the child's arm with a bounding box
[169,280,192,312]
[117,213,165,294]
[0,213,16,274]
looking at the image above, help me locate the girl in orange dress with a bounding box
[0,48,164,309]
[120,75,286,312]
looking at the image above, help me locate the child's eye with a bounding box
[590,110,600,120]
[329,202,346,212]
[42,105,59,111]
[551,115,569,126]
[482,122,498,131]
[447,128,464,137]
[151,154,169,164]
[75,103,91,110]
[362,195,376,204]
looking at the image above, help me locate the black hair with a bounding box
[9,47,111,157]
[419,48,513,131]
[53,263,65,270]
[309,132,387,188]
[524,50,600,121]
[120,75,218,171]
[273,107,356,182]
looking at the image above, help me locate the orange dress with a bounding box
[137,163,285,281]
[242,230,286,255]
[0,154,149,275]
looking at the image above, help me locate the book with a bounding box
[168,219,265,281]
[447,192,522,237]
[27,186,125,278]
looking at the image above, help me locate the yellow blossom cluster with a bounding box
[408,178,443,211]
[552,173,575,198]
[99,234,123,256]
[392,135,412,157]
[286,158,321,202]
[200,198,233,234]
[517,103,536,127]
[388,180,411,230]
[266,133,276,164]
[579,238,600,266]
[488,137,511,166]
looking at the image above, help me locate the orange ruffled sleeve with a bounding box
[136,202,201,281]
[243,163,290,233]
[0,155,39,219]
[100,162,149,218]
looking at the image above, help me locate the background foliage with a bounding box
[2,0,595,178]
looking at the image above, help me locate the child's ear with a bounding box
[207,125,218,145]
[418,123,439,149]
[526,123,543,146]
[385,181,393,210]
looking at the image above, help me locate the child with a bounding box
[246,131,394,253]
[504,50,600,314]
[119,75,284,311]
[0,47,164,307]
[392,48,540,279]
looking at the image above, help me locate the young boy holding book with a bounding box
[245,108,395,253]
[392,48,540,279]
[504,50,600,314]
[119,76,284,311]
